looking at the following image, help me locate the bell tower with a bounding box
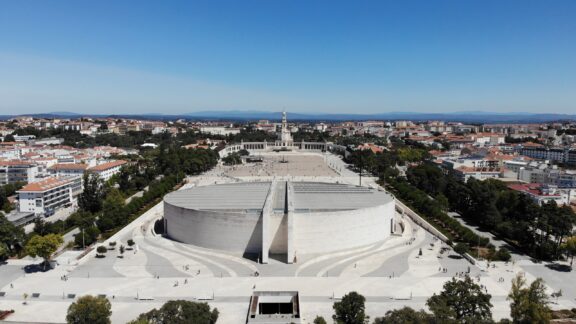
[279,111,293,146]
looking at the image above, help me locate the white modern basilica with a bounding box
[163,180,395,263]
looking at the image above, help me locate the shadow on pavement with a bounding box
[545,263,572,272]
[24,262,51,273]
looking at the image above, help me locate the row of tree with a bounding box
[12,125,223,150]
[386,176,494,250]
[407,163,576,260]
[66,297,218,324]
[60,273,562,324]
[311,273,552,324]
[344,148,502,258]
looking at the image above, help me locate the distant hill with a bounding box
[1,110,575,123]
[183,110,576,123]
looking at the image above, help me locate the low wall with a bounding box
[395,199,450,243]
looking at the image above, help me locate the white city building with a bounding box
[88,160,127,181]
[48,163,89,178]
[0,161,40,185]
[17,177,81,216]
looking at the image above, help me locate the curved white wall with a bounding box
[164,202,262,253]
[164,199,394,257]
[293,201,394,254]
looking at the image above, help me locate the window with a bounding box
[35,199,42,207]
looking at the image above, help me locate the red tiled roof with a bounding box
[0,141,25,146]
[18,177,72,192]
[455,166,501,173]
[49,163,88,171]
[0,160,34,166]
[522,142,544,147]
[89,160,127,172]
[508,183,561,197]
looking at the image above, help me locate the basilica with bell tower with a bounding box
[278,111,294,147]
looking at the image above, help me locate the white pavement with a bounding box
[1,152,574,323]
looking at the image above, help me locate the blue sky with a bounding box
[1,1,575,115]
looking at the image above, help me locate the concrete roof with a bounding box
[292,181,393,211]
[164,182,272,212]
[164,181,393,213]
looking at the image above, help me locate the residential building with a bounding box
[48,163,89,178]
[452,166,501,182]
[442,158,501,181]
[521,146,576,165]
[88,160,127,181]
[508,183,569,206]
[17,177,81,216]
[0,161,40,185]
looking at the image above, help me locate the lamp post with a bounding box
[359,153,363,187]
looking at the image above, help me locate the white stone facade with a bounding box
[163,181,395,262]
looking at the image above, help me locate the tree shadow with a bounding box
[24,262,51,273]
[545,263,572,272]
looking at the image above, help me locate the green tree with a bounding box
[96,245,107,257]
[74,226,100,248]
[453,243,470,256]
[3,134,15,142]
[66,210,96,230]
[313,316,328,324]
[117,166,134,192]
[494,248,511,262]
[373,307,435,324]
[222,153,242,165]
[129,300,218,324]
[66,295,112,324]
[427,275,493,323]
[507,274,551,324]
[0,242,8,261]
[0,186,8,211]
[332,291,369,324]
[0,213,24,256]
[561,236,576,268]
[97,188,125,231]
[79,173,104,213]
[25,233,63,269]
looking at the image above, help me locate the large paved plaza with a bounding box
[221,152,339,178]
[1,152,575,323]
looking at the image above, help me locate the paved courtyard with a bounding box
[224,153,339,178]
[0,152,574,323]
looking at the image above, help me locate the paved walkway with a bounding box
[1,152,575,323]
